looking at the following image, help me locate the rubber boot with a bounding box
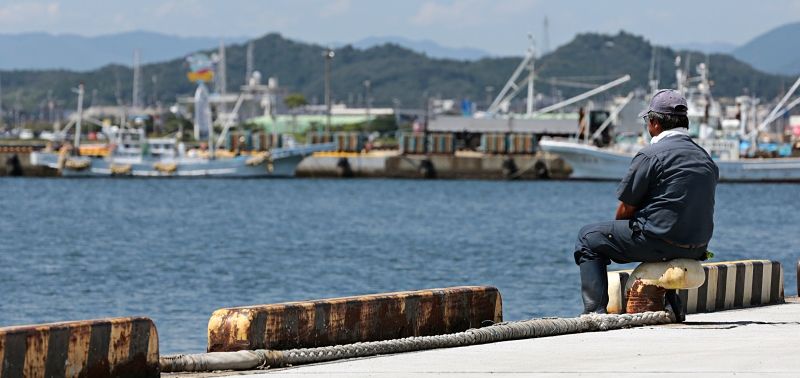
[579,260,609,314]
[664,289,685,322]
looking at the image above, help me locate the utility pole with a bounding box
[132,49,142,109]
[324,48,335,133]
[364,80,371,132]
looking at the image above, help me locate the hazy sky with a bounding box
[0,0,798,55]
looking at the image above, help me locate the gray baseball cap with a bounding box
[638,89,688,117]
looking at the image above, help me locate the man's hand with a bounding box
[615,201,637,220]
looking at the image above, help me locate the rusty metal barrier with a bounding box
[207,286,502,352]
[608,260,784,314]
[0,317,159,378]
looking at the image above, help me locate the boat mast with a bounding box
[488,36,535,114]
[73,83,84,149]
[0,73,3,128]
[648,46,659,94]
[756,75,800,133]
[245,42,254,84]
[132,49,142,110]
[526,34,536,116]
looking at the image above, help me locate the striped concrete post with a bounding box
[0,317,159,378]
[608,260,784,314]
[208,286,502,352]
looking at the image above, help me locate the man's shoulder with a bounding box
[643,134,701,154]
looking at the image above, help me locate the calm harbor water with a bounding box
[1,178,798,354]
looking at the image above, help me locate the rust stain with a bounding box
[0,332,5,378]
[66,324,91,378]
[23,328,49,378]
[296,302,316,345]
[107,319,132,369]
[208,286,502,351]
[494,291,503,323]
[146,324,159,366]
[209,309,257,352]
[626,279,667,313]
[265,307,284,348]
[327,299,349,343]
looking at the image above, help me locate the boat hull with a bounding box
[540,139,800,182]
[31,144,334,178]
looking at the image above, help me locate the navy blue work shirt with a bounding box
[616,132,719,246]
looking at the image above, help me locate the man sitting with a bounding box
[573,89,719,319]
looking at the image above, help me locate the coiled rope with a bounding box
[161,311,673,373]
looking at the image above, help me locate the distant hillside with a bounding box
[733,22,800,75]
[0,31,791,115]
[0,31,248,71]
[671,41,736,54]
[349,36,491,61]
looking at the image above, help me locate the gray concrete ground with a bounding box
[171,298,800,377]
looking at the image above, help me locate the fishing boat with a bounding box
[32,49,335,178]
[31,127,333,178]
[540,58,800,182]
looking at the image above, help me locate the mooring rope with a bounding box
[160,311,673,373]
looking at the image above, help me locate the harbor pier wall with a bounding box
[207,286,502,352]
[0,317,159,377]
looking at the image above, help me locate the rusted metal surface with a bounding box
[625,279,667,313]
[208,286,503,352]
[0,317,159,378]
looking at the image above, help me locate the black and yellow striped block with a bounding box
[608,260,784,314]
[0,317,159,378]
[208,286,502,352]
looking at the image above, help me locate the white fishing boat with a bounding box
[540,58,800,182]
[540,138,800,182]
[30,131,333,178]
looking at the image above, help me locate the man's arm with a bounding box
[615,201,637,220]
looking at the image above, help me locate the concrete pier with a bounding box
[296,151,570,180]
[172,298,800,377]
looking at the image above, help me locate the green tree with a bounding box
[284,93,308,133]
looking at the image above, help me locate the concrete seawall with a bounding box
[296,151,570,180]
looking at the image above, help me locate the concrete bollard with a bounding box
[608,260,784,314]
[207,286,502,352]
[0,317,159,378]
